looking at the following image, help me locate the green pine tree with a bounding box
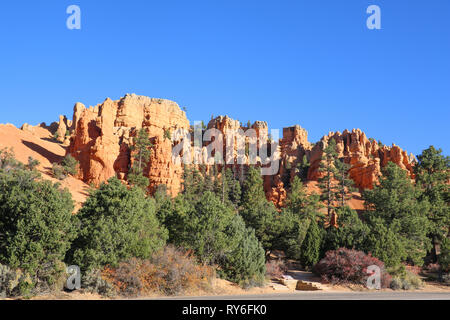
[296,155,310,181]
[221,214,266,287]
[317,139,339,222]
[363,162,431,267]
[61,155,79,176]
[203,164,216,193]
[183,191,235,265]
[157,193,194,245]
[182,165,205,201]
[323,206,370,253]
[159,190,266,287]
[364,216,406,268]
[128,128,153,190]
[439,237,450,272]
[286,176,323,220]
[240,166,277,252]
[0,163,76,277]
[414,146,450,262]
[69,177,167,271]
[300,218,322,268]
[334,157,355,207]
[221,167,241,207]
[26,156,40,171]
[270,176,323,260]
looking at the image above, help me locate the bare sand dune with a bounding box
[0,124,89,211]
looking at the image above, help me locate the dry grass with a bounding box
[102,246,215,297]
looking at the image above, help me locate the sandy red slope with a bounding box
[304,180,365,212]
[0,124,88,211]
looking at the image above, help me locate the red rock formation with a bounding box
[68,94,190,196]
[205,116,288,206]
[54,115,72,145]
[251,121,269,142]
[22,95,415,207]
[21,116,72,145]
[264,126,416,207]
[207,115,241,135]
[306,129,415,190]
[265,176,287,209]
[264,125,311,208]
[71,102,86,132]
[205,116,270,180]
[279,125,312,182]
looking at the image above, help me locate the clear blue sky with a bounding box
[0,0,448,156]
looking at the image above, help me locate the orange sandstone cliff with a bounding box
[67,94,190,196]
[265,126,416,208]
[15,95,416,209]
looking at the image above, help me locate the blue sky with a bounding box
[0,0,448,156]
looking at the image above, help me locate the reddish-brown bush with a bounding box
[313,248,391,288]
[265,260,288,279]
[406,265,421,275]
[102,246,215,296]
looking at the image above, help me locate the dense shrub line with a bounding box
[0,143,448,297]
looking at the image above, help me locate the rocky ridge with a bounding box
[19,95,416,207]
[66,94,190,196]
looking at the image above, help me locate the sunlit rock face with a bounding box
[68,94,190,196]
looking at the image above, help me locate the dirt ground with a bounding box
[26,271,449,300]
